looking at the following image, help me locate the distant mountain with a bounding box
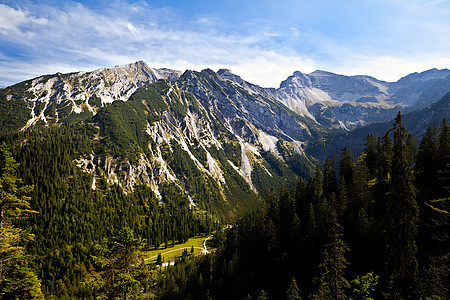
[1,61,449,214]
[270,68,450,130]
[307,91,450,160]
[0,61,181,131]
[390,68,450,106]
[1,62,321,215]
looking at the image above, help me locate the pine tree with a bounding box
[377,133,392,185]
[258,289,269,300]
[363,133,378,179]
[339,145,355,200]
[286,277,301,300]
[90,227,152,299]
[313,221,349,300]
[415,124,439,202]
[323,158,338,200]
[279,185,295,246]
[0,143,44,299]
[307,165,323,205]
[437,119,450,198]
[385,112,419,298]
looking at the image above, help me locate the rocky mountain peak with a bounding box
[309,70,335,77]
[279,71,312,88]
[395,68,450,86]
[218,68,247,86]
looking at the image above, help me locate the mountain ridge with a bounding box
[2,60,449,132]
[1,61,449,214]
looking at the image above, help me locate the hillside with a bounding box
[307,91,450,160]
[1,61,449,299]
[2,61,449,213]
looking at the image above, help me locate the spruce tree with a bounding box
[90,227,152,299]
[363,133,378,179]
[385,112,419,298]
[415,124,439,202]
[286,277,301,300]
[339,145,355,200]
[437,119,450,198]
[323,158,338,200]
[0,143,44,299]
[313,220,349,300]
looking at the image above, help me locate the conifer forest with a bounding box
[1,110,449,299]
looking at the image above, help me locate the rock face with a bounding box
[5,61,182,130]
[268,68,450,130]
[1,61,449,211]
[58,67,318,211]
[3,61,449,132]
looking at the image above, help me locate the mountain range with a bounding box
[1,61,449,215]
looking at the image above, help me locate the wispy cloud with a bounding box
[0,1,310,87]
[0,4,48,37]
[0,0,449,87]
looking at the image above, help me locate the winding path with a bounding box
[203,234,214,253]
[144,234,214,265]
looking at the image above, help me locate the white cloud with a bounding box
[0,4,48,36]
[339,55,450,82]
[0,2,317,87]
[0,1,449,87]
[0,59,96,87]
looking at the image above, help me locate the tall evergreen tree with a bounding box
[90,227,152,299]
[286,277,301,300]
[376,133,392,185]
[437,119,450,198]
[415,124,439,202]
[339,145,355,198]
[350,272,379,300]
[363,133,378,179]
[0,143,44,299]
[313,220,349,300]
[323,157,338,200]
[385,112,419,298]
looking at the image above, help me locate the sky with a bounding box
[0,0,449,88]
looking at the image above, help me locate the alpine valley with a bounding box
[1,61,449,299]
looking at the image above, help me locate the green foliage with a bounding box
[0,94,31,132]
[63,107,94,123]
[128,81,168,124]
[154,115,449,300]
[1,73,449,300]
[276,139,314,179]
[88,94,102,107]
[253,150,299,194]
[385,112,419,298]
[0,143,44,299]
[92,99,148,162]
[89,227,153,299]
[222,140,241,167]
[0,259,45,299]
[258,289,269,300]
[350,272,379,300]
[286,277,301,300]
[312,221,350,300]
[0,125,217,298]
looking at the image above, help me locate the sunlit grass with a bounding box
[142,234,213,265]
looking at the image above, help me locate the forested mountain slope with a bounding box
[1,61,449,298]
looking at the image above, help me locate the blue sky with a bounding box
[0,0,449,87]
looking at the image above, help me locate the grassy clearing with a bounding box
[142,235,212,265]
